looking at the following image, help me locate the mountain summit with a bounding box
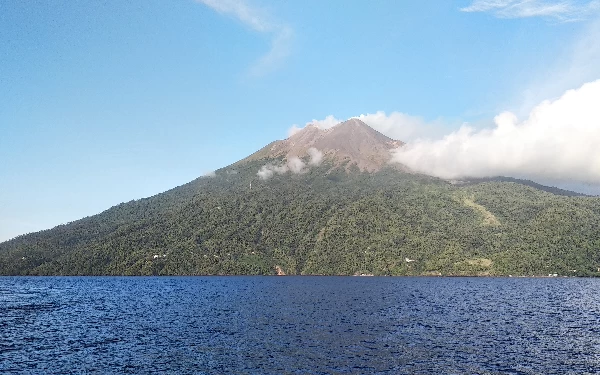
[244,118,404,172]
[1,118,599,277]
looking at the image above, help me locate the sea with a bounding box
[1,276,599,374]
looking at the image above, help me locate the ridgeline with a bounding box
[1,120,599,276]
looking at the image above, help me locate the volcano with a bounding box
[1,120,599,276]
[244,118,404,172]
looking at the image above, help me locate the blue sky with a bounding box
[2,0,600,241]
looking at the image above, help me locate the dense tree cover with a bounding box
[1,159,599,276]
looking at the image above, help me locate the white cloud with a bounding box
[461,0,600,21]
[308,115,342,130]
[391,79,600,185]
[196,0,292,76]
[287,157,306,174]
[289,115,342,137]
[257,149,325,179]
[288,115,341,137]
[203,170,216,177]
[307,147,323,166]
[257,163,288,180]
[257,161,294,180]
[288,112,448,141]
[354,112,449,141]
[287,124,303,137]
[257,164,275,180]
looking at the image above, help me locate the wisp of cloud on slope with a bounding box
[257,148,323,180]
[391,79,600,185]
[307,147,323,166]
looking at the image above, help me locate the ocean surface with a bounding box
[1,276,599,374]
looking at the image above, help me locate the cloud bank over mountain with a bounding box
[391,79,600,185]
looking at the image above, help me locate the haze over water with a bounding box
[2,276,599,374]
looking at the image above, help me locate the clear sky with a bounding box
[2,0,600,242]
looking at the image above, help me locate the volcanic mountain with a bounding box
[243,118,404,172]
[1,120,600,276]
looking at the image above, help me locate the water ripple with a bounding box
[0,276,599,374]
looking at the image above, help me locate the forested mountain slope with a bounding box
[1,157,599,276]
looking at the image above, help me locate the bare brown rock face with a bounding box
[242,118,404,172]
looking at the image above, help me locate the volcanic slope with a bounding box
[1,120,600,276]
[243,118,403,172]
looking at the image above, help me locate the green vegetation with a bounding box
[1,160,599,276]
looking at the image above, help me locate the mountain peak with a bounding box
[243,118,404,172]
[338,117,369,128]
[303,118,372,133]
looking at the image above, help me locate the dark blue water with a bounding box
[1,277,599,374]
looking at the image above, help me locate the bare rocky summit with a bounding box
[242,118,404,172]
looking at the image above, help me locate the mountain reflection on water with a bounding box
[1,276,599,374]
